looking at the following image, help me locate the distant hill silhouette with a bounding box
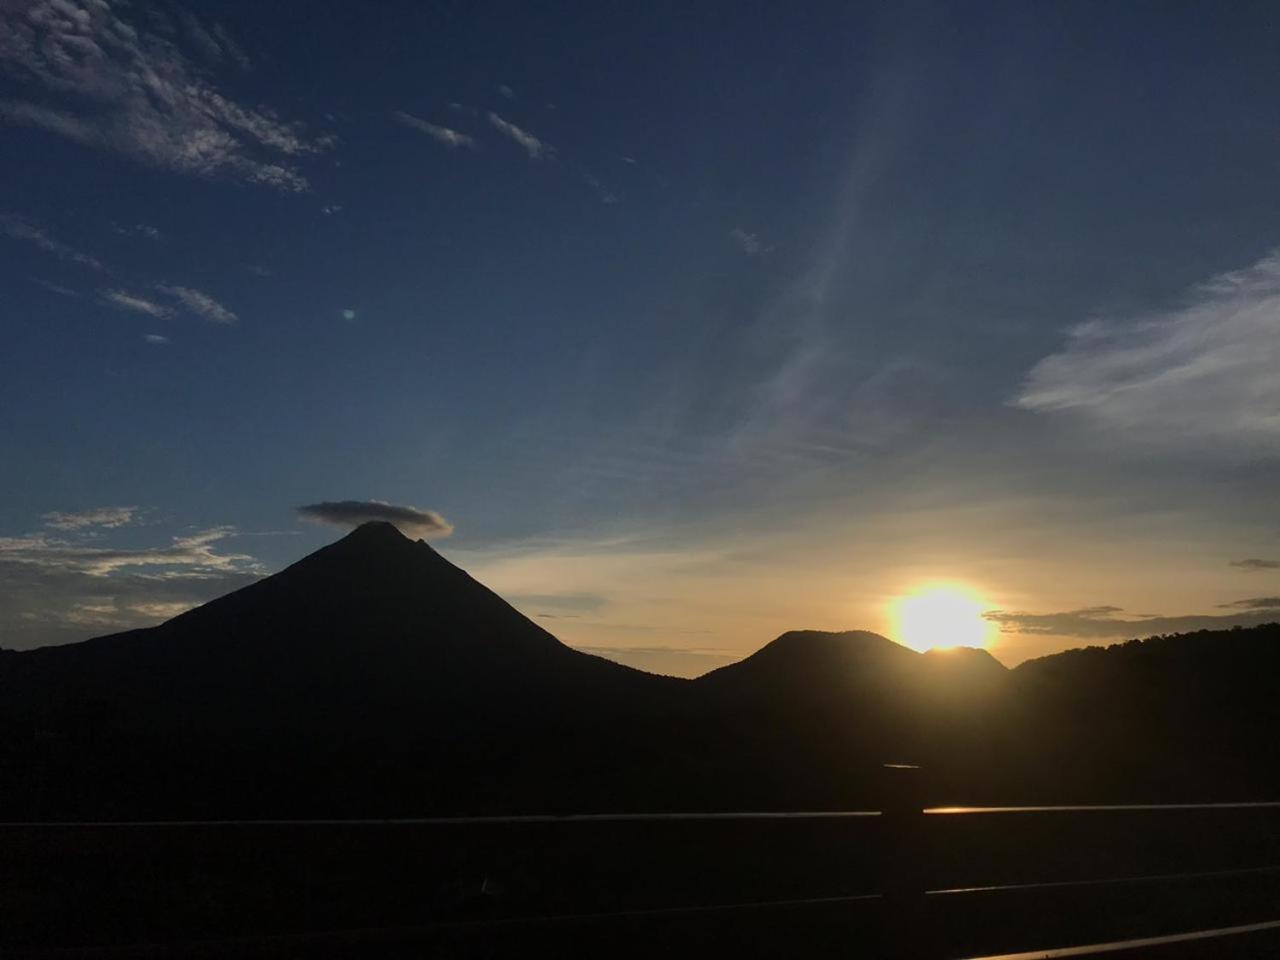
[2,522,1278,818]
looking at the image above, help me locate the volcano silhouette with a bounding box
[3,522,1279,818]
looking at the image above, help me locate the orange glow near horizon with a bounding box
[891,583,997,653]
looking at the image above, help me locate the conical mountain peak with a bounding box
[310,519,447,570]
[344,519,412,541]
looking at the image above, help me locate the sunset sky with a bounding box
[3,1,1279,674]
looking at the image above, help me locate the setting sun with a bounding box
[891,584,996,653]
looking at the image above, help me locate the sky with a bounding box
[2,0,1279,675]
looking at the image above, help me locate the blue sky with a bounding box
[3,1,1279,672]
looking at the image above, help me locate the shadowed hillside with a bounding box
[3,523,1278,818]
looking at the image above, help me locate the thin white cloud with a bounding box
[0,1,329,191]
[42,506,137,530]
[115,222,162,240]
[128,599,198,619]
[143,333,169,344]
[582,170,619,204]
[156,284,237,324]
[497,84,515,99]
[730,227,766,256]
[1015,249,1280,453]
[35,279,80,297]
[394,110,475,148]
[0,527,259,577]
[488,111,553,160]
[102,289,173,319]
[1,213,104,270]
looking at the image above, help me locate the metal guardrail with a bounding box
[7,789,1280,957]
[8,800,1278,828]
[959,919,1280,960]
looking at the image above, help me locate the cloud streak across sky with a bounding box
[102,289,172,318]
[0,527,259,577]
[42,506,137,530]
[1,213,104,270]
[156,285,237,324]
[487,112,553,159]
[394,111,474,148]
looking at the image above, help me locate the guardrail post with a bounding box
[881,763,928,959]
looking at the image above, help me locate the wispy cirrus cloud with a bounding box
[297,500,454,539]
[394,111,474,149]
[1,213,104,270]
[488,111,553,160]
[35,279,80,297]
[581,169,619,204]
[101,289,173,319]
[0,0,330,191]
[155,284,237,324]
[101,285,237,323]
[42,506,137,530]
[0,527,260,578]
[1014,249,1280,454]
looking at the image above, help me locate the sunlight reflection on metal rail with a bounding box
[959,918,1280,960]
[926,801,1280,814]
[8,800,1280,828]
[928,863,1280,896]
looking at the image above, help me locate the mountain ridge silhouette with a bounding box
[3,522,1278,818]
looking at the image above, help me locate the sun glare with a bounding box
[891,584,995,653]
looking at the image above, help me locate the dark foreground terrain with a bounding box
[4,523,1280,819]
[4,523,1280,956]
[5,806,1280,958]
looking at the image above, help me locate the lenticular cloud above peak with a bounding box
[296,500,454,540]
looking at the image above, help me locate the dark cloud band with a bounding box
[985,603,1280,639]
[1231,558,1280,571]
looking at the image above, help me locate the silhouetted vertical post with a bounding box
[881,763,927,959]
